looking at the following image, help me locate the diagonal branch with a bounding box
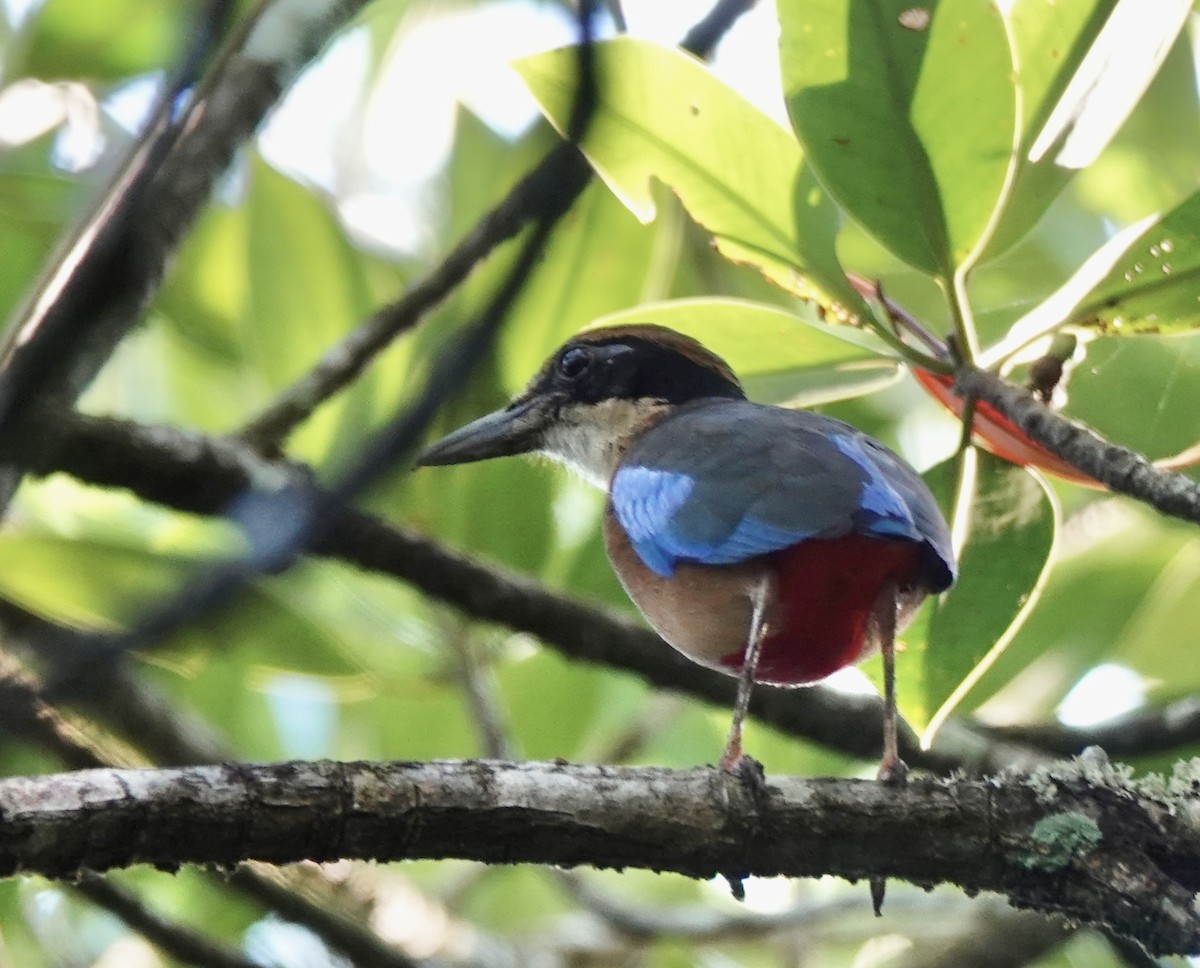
[2,757,1198,956]
[954,366,1200,525]
[979,695,1200,759]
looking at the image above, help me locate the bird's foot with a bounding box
[718,751,766,903]
[871,753,906,914]
[876,755,908,787]
[720,750,769,810]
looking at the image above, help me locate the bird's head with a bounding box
[417,324,745,487]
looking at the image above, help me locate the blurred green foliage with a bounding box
[0,1,1198,966]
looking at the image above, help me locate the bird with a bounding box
[418,324,956,781]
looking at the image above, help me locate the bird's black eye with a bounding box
[557,346,592,379]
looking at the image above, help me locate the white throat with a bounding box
[537,398,662,490]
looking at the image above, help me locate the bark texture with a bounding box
[2,758,1198,955]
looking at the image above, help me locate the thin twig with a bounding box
[445,621,516,760]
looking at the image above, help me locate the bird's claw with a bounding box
[721,752,768,807]
[876,755,908,787]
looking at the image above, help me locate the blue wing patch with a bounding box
[610,466,694,576]
[829,434,918,540]
[611,465,815,577]
[609,401,953,588]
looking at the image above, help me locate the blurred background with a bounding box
[1,0,1199,965]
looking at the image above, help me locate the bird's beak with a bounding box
[417,395,552,467]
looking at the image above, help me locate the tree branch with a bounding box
[954,367,1200,525]
[0,643,444,968]
[2,757,1198,955]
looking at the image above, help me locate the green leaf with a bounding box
[1068,188,1200,334]
[514,37,874,325]
[244,156,377,468]
[25,0,189,81]
[0,533,206,629]
[885,449,1057,738]
[1062,334,1200,460]
[1019,2,1193,174]
[157,206,249,363]
[1110,542,1200,695]
[588,298,901,406]
[980,0,1117,259]
[781,0,1016,276]
[402,358,556,576]
[0,169,80,323]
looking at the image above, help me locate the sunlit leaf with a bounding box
[1068,188,1200,334]
[0,533,204,629]
[515,37,875,324]
[980,0,1117,259]
[988,186,1200,361]
[244,155,377,469]
[1071,33,1200,226]
[588,297,900,406]
[1022,0,1191,172]
[781,0,1016,276]
[156,206,248,362]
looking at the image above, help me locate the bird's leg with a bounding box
[873,580,906,785]
[870,580,905,916]
[720,571,775,773]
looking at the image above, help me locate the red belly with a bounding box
[719,534,922,685]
